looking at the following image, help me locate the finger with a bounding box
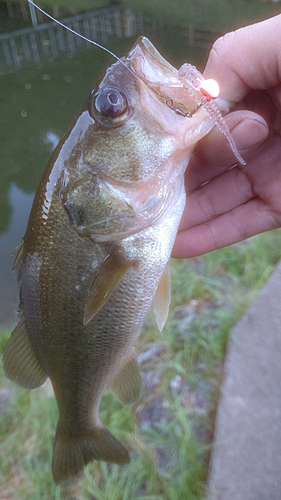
[181,131,280,234]
[186,110,268,192]
[179,166,253,231]
[172,198,278,259]
[204,15,281,103]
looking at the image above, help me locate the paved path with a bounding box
[207,260,281,500]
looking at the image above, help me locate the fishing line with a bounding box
[27,0,136,77]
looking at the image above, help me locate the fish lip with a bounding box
[127,36,179,87]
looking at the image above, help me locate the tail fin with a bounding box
[52,420,130,483]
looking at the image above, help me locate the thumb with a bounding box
[186,111,269,192]
[193,110,269,166]
[226,110,269,154]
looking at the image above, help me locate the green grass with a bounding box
[121,0,281,31]
[1,229,281,498]
[14,0,110,11]
[10,0,281,32]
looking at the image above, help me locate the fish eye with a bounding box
[95,88,127,117]
[91,87,129,127]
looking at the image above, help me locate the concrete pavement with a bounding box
[207,260,281,500]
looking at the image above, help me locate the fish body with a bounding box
[3,38,227,483]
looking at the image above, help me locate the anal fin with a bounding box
[152,262,171,331]
[2,321,47,389]
[84,251,132,325]
[110,352,142,405]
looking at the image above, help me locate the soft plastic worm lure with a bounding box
[178,63,246,165]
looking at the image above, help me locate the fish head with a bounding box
[86,36,214,160]
[125,36,216,144]
[60,38,217,241]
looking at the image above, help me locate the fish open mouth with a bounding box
[126,36,205,118]
[126,37,245,166]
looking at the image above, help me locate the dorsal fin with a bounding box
[12,239,24,272]
[2,320,47,389]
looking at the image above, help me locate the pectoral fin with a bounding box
[152,262,171,332]
[84,251,132,325]
[110,353,142,405]
[2,321,47,389]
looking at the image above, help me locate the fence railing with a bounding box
[183,24,220,48]
[0,6,220,76]
[0,6,146,75]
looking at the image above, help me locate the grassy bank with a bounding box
[11,0,281,30]
[122,0,281,31]
[1,229,281,499]
[14,0,109,10]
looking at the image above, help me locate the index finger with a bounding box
[204,14,281,103]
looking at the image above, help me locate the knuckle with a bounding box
[209,31,236,63]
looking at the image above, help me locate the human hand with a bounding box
[173,14,281,258]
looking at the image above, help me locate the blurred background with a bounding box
[0,1,281,499]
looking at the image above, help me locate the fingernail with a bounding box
[231,118,269,151]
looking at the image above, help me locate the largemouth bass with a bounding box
[2,37,243,484]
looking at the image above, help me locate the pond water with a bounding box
[0,8,210,326]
